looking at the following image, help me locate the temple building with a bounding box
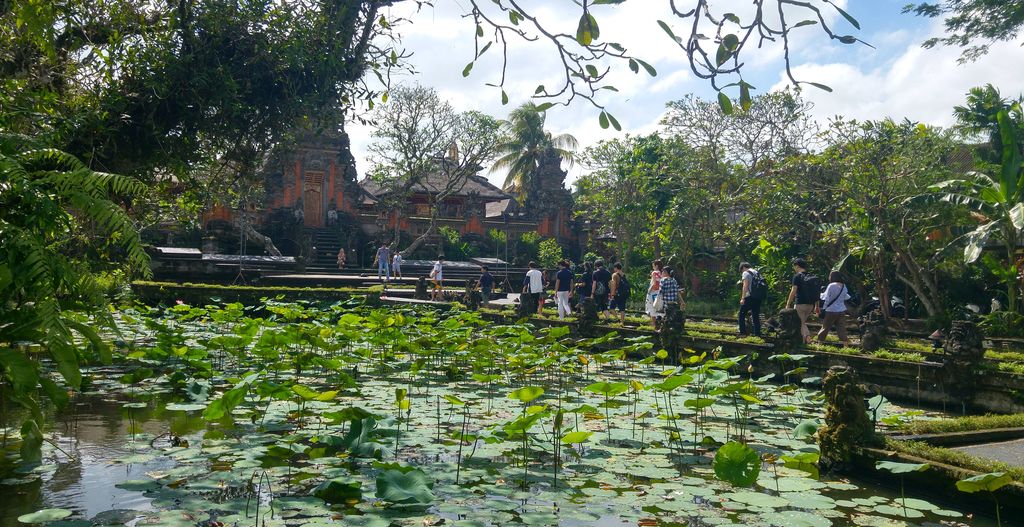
[202,130,579,268]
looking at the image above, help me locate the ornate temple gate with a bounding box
[303,170,325,227]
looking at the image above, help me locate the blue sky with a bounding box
[347,0,1024,187]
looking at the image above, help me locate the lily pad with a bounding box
[18,509,72,524]
[376,468,434,504]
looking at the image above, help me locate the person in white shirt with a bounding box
[817,271,851,346]
[523,261,544,314]
[391,252,403,279]
[429,255,444,301]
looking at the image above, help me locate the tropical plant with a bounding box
[931,105,1024,311]
[491,102,577,200]
[0,134,149,460]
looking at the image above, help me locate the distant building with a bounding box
[202,130,578,267]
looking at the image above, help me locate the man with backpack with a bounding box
[738,262,766,336]
[785,257,820,344]
[609,262,631,325]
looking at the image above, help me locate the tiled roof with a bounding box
[359,172,510,201]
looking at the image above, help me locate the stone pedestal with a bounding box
[818,366,880,471]
[942,320,984,407]
[859,309,887,352]
[577,297,599,337]
[464,279,480,311]
[774,308,803,351]
[658,302,686,352]
[414,277,429,300]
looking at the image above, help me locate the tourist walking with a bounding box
[591,260,612,318]
[659,267,681,308]
[336,247,346,270]
[554,260,574,320]
[478,266,494,307]
[430,255,444,301]
[738,262,764,336]
[374,242,391,282]
[392,251,403,279]
[817,271,851,345]
[646,259,664,328]
[609,263,631,325]
[523,261,544,315]
[785,258,820,343]
[576,261,593,304]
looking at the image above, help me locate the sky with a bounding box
[345,0,1024,188]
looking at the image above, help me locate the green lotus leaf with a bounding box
[875,461,930,474]
[313,477,362,504]
[955,471,1011,493]
[375,468,434,504]
[724,490,789,508]
[18,509,72,524]
[713,441,761,487]
[508,386,544,403]
[792,419,820,440]
[114,479,161,491]
[760,510,831,527]
[560,431,593,444]
[584,381,628,397]
[164,403,206,412]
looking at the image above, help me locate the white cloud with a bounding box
[770,22,1024,128]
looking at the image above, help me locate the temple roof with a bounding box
[359,172,510,201]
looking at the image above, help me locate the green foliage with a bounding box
[491,102,578,199]
[375,468,435,504]
[980,311,1024,337]
[900,413,1024,435]
[538,238,565,268]
[713,441,761,487]
[0,136,149,461]
[905,2,1024,63]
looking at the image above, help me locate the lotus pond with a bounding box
[0,300,995,527]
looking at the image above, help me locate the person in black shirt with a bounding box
[576,262,593,303]
[591,260,612,319]
[784,257,820,343]
[478,266,494,307]
[554,260,574,320]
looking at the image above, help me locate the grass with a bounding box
[986,350,1024,363]
[873,350,927,363]
[892,339,936,354]
[995,362,1024,375]
[884,438,1024,484]
[900,413,1024,435]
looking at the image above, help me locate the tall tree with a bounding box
[905,0,1024,62]
[368,85,503,255]
[491,102,578,201]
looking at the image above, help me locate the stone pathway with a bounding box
[954,438,1024,467]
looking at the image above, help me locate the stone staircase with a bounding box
[305,228,343,273]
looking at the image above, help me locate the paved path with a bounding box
[954,438,1024,466]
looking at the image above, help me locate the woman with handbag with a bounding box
[816,271,851,346]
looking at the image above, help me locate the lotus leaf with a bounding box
[560,431,593,444]
[792,419,820,440]
[17,509,72,524]
[713,441,761,487]
[375,468,434,504]
[875,461,929,474]
[313,477,362,503]
[508,386,544,403]
[955,471,1011,493]
[584,381,628,397]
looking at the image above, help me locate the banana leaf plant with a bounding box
[928,106,1023,311]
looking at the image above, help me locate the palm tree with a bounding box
[953,84,1024,162]
[490,102,578,200]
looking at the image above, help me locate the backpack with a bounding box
[798,273,822,302]
[748,270,768,301]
